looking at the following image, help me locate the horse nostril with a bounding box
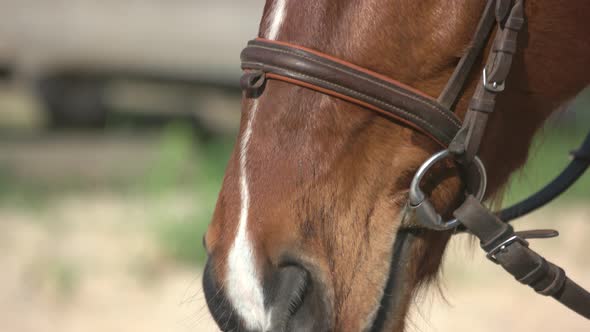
[267,265,309,330]
[267,264,333,332]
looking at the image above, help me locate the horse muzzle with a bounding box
[203,258,333,332]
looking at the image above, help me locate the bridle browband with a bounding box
[240,0,590,321]
[241,38,462,147]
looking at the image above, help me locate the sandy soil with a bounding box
[0,193,220,332]
[1,192,588,332]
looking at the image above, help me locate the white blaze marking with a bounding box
[226,100,271,331]
[226,3,288,329]
[266,0,287,40]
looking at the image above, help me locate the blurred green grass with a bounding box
[503,129,589,205]
[502,96,590,206]
[0,124,235,267]
[142,124,233,266]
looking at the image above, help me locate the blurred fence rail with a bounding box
[0,0,264,81]
[0,0,263,130]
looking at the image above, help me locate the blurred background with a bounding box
[0,1,588,331]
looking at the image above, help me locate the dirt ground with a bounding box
[1,192,588,332]
[0,193,220,332]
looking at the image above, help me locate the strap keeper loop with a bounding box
[518,258,547,285]
[240,70,267,98]
[469,97,496,113]
[505,15,524,30]
[536,265,566,296]
[494,35,517,54]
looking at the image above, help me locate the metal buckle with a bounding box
[482,68,505,92]
[486,235,529,263]
[408,150,487,231]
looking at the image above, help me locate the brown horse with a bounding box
[203,0,590,331]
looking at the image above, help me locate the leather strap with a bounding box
[450,0,525,163]
[571,148,590,162]
[438,0,497,110]
[455,196,590,319]
[241,39,462,147]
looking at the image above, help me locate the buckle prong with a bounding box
[486,235,529,263]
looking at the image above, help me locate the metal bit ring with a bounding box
[408,150,487,231]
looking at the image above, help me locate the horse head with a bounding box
[203,1,590,331]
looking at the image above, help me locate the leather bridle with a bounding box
[240,0,590,320]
